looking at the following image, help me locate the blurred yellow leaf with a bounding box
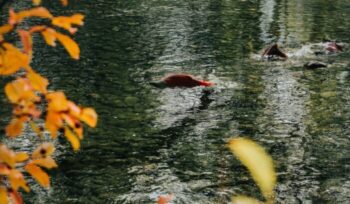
[32,157,58,169]
[228,138,276,200]
[80,107,98,127]
[9,169,30,192]
[32,143,55,159]
[64,127,80,151]
[52,14,84,34]
[27,71,48,94]
[9,7,53,25]
[25,163,50,187]
[41,28,57,46]
[0,187,9,204]
[32,0,41,6]
[55,32,80,59]
[18,30,33,56]
[232,196,262,204]
[15,152,29,162]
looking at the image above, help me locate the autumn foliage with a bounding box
[0,0,97,203]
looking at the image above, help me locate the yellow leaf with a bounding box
[41,28,57,46]
[18,30,32,56]
[80,107,97,127]
[32,157,58,169]
[15,152,29,162]
[0,187,9,204]
[9,169,30,192]
[0,24,13,34]
[32,143,55,159]
[55,32,80,59]
[25,163,50,187]
[228,138,276,200]
[232,196,263,204]
[64,127,80,151]
[32,0,41,6]
[27,71,48,94]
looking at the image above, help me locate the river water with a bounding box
[2,0,350,203]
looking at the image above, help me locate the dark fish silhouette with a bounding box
[150,74,214,88]
[262,43,288,59]
[304,61,327,69]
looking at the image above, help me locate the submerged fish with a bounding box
[150,74,214,88]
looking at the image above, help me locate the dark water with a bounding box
[2,0,350,203]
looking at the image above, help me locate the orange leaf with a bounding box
[25,163,50,187]
[9,169,30,192]
[9,7,53,25]
[0,43,30,75]
[0,187,9,204]
[52,14,84,34]
[15,152,29,162]
[41,28,57,46]
[55,32,80,59]
[8,190,23,204]
[0,145,16,168]
[80,108,97,127]
[60,0,68,6]
[5,118,24,137]
[46,92,68,111]
[32,0,41,6]
[27,71,48,94]
[32,157,58,169]
[0,164,11,175]
[32,143,55,159]
[0,24,13,34]
[4,78,37,103]
[64,127,80,151]
[29,25,46,33]
[18,30,33,56]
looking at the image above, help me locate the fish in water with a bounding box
[262,43,288,59]
[304,61,327,69]
[150,74,214,88]
[325,41,343,53]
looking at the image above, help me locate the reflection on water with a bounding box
[1,0,350,203]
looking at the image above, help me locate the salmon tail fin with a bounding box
[199,80,214,87]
